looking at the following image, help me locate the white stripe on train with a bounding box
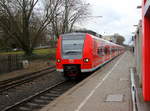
[56,55,118,73]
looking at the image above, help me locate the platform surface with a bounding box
[40,52,134,111]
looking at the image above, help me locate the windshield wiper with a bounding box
[64,50,81,54]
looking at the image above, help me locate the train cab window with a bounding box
[62,37,85,59]
[62,39,84,54]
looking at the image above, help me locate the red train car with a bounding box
[56,33,124,78]
[142,0,150,101]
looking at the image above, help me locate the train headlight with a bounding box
[84,58,89,63]
[57,59,61,63]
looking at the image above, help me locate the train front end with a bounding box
[56,33,92,78]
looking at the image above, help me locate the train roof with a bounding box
[90,34,124,48]
[60,33,124,48]
[61,33,86,37]
[60,33,86,40]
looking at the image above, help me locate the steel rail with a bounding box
[2,80,68,111]
[0,66,55,85]
[0,67,56,93]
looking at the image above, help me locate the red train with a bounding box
[56,33,124,78]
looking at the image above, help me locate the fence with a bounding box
[0,55,22,74]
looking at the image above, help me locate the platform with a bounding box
[40,51,134,111]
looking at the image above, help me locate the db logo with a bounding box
[69,59,74,63]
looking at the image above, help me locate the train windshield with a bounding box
[62,37,85,59]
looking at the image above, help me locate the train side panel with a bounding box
[93,39,104,69]
[56,36,63,71]
[81,34,93,72]
[55,33,125,78]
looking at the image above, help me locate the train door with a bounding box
[104,45,110,61]
[97,42,105,63]
[110,46,112,59]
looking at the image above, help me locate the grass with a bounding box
[33,48,56,55]
[0,50,24,55]
[0,48,56,56]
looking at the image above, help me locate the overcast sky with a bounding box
[79,0,142,44]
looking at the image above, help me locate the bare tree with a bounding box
[0,0,90,55]
[51,0,90,38]
[0,0,61,55]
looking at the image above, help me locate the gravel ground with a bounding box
[0,70,65,110]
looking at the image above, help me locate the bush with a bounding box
[49,40,57,48]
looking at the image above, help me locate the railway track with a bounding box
[2,80,77,111]
[0,66,56,93]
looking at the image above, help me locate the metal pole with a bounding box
[130,68,138,111]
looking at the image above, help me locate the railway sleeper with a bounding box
[40,96,51,100]
[45,93,59,97]
[34,99,50,103]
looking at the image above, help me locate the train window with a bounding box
[97,47,104,56]
[97,48,99,55]
[94,40,97,50]
[111,48,113,53]
[104,47,110,54]
[112,48,115,53]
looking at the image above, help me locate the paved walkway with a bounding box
[40,52,134,111]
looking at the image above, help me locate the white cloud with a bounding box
[80,0,142,44]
